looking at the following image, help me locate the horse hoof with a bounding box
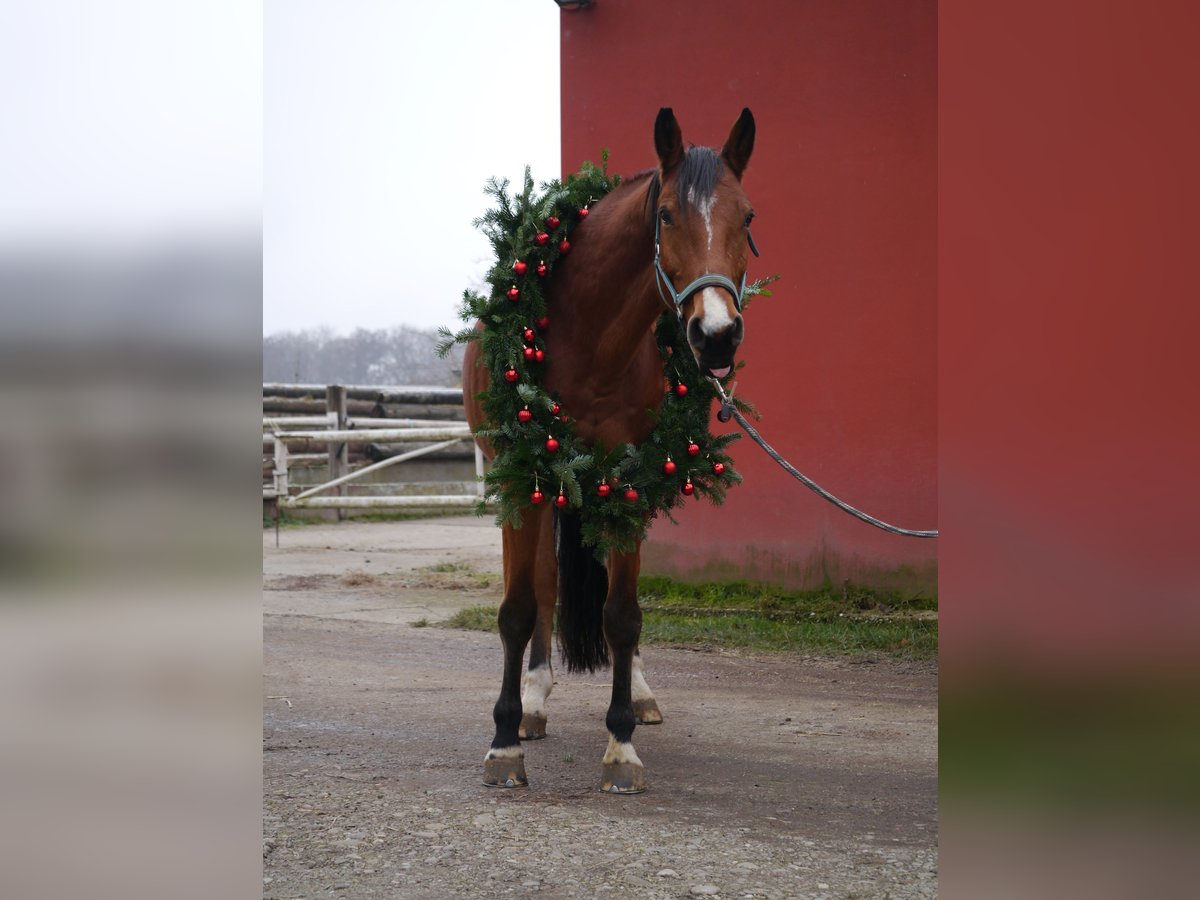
[600,762,646,795]
[634,698,663,725]
[518,713,547,740]
[483,755,528,788]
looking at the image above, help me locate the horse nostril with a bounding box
[731,314,744,347]
[687,316,706,350]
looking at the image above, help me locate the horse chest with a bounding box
[545,344,663,448]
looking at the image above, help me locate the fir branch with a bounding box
[740,273,781,311]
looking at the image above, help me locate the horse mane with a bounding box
[639,146,726,222]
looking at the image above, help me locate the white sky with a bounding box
[0,1,262,244]
[0,2,558,336]
[264,0,561,335]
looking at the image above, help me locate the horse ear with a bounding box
[721,108,755,179]
[654,107,684,173]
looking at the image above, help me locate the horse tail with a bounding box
[554,508,610,673]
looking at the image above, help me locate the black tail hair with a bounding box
[554,508,609,673]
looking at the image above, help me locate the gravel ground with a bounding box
[264,517,937,899]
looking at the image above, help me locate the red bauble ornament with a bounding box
[513,260,528,276]
[546,216,560,230]
[597,483,611,498]
[518,408,532,423]
[504,368,519,383]
[687,442,701,457]
[530,490,544,505]
[554,493,568,509]
[624,487,639,502]
[537,316,550,330]
[507,286,520,302]
[550,402,561,415]
[536,262,548,277]
[712,462,726,476]
[535,232,550,246]
[559,239,571,255]
[578,206,589,218]
[675,383,688,397]
[545,437,559,453]
[663,459,677,475]
[523,346,535,361]
[682,479,695,496]
[522,327,535,343]
[534,348,545,363]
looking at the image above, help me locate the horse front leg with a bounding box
[599,547,646,794]
[483,513,542,787]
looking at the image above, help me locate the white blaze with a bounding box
[698,286,734,336]
[683,188,735,338]
[687,186,716,250]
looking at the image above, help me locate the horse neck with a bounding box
[553,177,660,374]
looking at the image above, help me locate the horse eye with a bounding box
[744,212,755,228]
[659,208,673,226]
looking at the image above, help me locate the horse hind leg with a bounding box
[632,650,663,725]
[519,511,557,740]
[518,616,553,740]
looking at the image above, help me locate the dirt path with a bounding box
[264,518,937,899]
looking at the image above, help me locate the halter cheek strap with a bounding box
[653,214,760,318]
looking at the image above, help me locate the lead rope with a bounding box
[707,378,938,538]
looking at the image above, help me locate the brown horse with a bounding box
[464,108,756,793]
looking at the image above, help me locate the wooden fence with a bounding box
[262,383,483,520]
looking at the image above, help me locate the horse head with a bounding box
[652,107,756,379]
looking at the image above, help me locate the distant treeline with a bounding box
[262,325,465,386]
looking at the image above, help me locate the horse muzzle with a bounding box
[686,313,744,378]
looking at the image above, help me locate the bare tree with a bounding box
[263,325,464,386]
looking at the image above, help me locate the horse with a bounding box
[463,107,757,793]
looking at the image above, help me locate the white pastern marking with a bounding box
[602,735,644,767]
[484,745,524,762]
[520,665,554,717]
[697,287,734,336]
[687,186,716,250]
[631,655,655,702]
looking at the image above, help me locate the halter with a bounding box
[653,213,761,318]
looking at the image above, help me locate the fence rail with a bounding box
[262,383,484,517]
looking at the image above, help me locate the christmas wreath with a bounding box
[438,155,773,557]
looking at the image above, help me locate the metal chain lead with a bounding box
[708,379,938,539]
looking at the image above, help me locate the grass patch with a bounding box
[440,576,936,660]
[414,562,498,590]
[637,575,936,658]
[263,508,474,529]
[346,509,476,524]
[443,606,499,632]
[637,575,936,616]
[424,561,473,574]
[411,617,431,628]
[640,610,934,658]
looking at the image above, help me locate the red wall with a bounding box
[560,0,937,591]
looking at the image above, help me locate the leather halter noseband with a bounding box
[653,212,761,319]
